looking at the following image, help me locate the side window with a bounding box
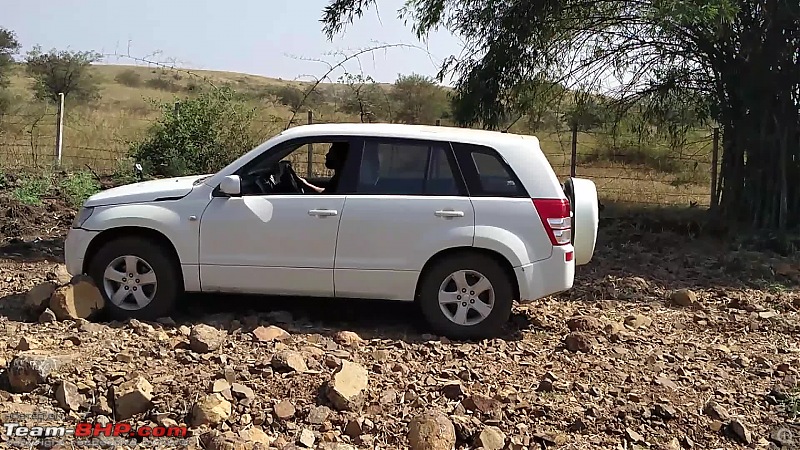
[356,140,461,195]
[453,143,527,197]
[233,138,352,196]
[426,146,459,196]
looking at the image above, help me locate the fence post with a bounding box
[174,101,181,118]
[570,122,578,178]
[306,110,313,177]
[54,93,65,167]
[710,126,719,210]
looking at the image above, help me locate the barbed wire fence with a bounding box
[0,96,719,208]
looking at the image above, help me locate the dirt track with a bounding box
[0,186,798,450]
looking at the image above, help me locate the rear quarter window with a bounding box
[451,143,528,197]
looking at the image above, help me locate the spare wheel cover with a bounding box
[569,177,599,265]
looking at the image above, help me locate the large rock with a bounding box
[189,324,226,353]
[238,427,272,446]
[49,276,105,320]
[56,380,84,411]
[333,331,363,346]
[319,444,356,450]
[201,431,248,450]
[669,289,697,307]
[298,429,315,447]
[253,325,289,342]
[566,315,601,332]
[326,360,369,411]
[26,282,57,314]
[192,393,232,426]
[38,308,57,323]
[408,411,456,450]
[272,350,308,373]
[49,263,73,285]
[114,376,154,420]
[565,332,596,353]
[6,352,75,393]
[726,420,752,445]
[273,400,296,420]
[624,314,652,329]
[476,426,506,450]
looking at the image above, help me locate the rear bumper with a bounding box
[64,228,99,276]
[515,246,574,302]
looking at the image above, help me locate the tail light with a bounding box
[532,198,572,246]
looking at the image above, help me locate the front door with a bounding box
[334,137,475,300]
[198,136,357,297]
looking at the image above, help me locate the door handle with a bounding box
[308,209,338,217]
[434,209,465,218]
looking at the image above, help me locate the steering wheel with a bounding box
[254,172,276,194]
[281,162,306,194]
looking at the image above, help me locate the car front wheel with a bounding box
[88,237,181,321]
[418,252,514,340]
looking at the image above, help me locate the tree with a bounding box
[336,73,390,122]
[24,46,103,103]
[0,28,20,89]
[321,0,800,230]
[0,28,20,119]
[390,73,449,125]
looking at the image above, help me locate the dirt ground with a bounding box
[0,181,798,450]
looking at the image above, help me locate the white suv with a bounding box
[65,123,598,339]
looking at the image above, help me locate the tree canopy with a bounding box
[390,73,449,125]
[0,27,20,89]
[321,0,800,230]
[24,46,103,103]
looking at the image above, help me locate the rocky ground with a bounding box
[0,178,799,450]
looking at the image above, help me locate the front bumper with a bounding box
[516,245,575,302]
[64,228,99,276]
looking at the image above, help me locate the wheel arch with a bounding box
[414,246,520,303]
[83,226,184,290]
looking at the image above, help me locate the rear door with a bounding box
[333,137,475,300]
[451,142,554,264]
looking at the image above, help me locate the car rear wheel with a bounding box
[418,252,514,340]
[88,237,181,321]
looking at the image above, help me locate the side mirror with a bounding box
[219,175,241,196]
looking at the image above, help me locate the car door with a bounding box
[198,137,355,297]
[333,137,475,300]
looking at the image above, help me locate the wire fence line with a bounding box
[0,102,718,208]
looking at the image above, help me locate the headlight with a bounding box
[72,207,94,229]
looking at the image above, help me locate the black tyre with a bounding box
[417,252,514,340]
[87,237,181,321]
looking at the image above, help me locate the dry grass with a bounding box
[0,64,716,206]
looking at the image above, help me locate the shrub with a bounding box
[13,174,50,206]
[60,170,100,206]
[114,69,142,87]
[271,85,304,110]
[144,77,182,93]
[129,87,258,177]
[581,133,687,174]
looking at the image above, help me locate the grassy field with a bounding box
[0,63,716,207]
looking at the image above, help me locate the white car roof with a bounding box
[279,123,538,148]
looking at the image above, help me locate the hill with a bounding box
[0,63,715,207]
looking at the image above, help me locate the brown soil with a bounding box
[0,180,798,450]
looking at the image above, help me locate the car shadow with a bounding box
[0,237,65,263]
[165,292,535,343]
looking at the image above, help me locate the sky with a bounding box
[2,0,466,85]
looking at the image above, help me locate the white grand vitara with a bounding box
[66,123,598,339]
